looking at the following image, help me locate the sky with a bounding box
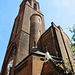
[0,0,75,72]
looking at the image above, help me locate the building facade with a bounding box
[1,0,75,75]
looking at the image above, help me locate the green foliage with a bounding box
[72,50,75,53]
[70,25,75,58]
[72,34,75,42]
[68,28,73,33]
[73,54,75,56]
[65,25,75,74]
[65,60,73,74]
[68,25,75,46]
[65,66,72,73]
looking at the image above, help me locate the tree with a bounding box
[69,25,75,45]
[68,25,75,57]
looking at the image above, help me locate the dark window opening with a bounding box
[34,42,36,48]
[11,49,16,57]
[34,3,37,10]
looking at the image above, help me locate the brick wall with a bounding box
[15,56,32,75]
[1,0,45,74]
[15,54,44,75]
[15,53,65,75]
[41,61,63,75]
[32,55,44,75]
[16,31,30,64]
[41,29,56,56]
[58,26,75,73]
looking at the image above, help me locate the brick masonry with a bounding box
[1,0,75,75]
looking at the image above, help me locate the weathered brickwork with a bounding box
[41,29,56,56]
[16,31,30,64]
[32,55,44,75]
[1,0,75,75]
[15,54,44,75]
[15,56,32,75]
[41,61,63,75]
[58,26,75,73]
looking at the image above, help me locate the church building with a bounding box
[1,0,75,75]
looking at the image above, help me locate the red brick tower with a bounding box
[1,0,75,75]
[1,0,45,75]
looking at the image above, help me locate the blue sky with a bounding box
[0,0,74,72]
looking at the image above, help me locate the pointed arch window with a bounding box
[34,3,37,10]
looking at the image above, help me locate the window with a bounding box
[34,42,36,48]
[11,49,16,57]
[32,42,37,48]
[38,30,41,36]
[34,3,37,10]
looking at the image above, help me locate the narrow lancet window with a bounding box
[34,3,37,10]
[11,49,16,57]
[34,42,36,48]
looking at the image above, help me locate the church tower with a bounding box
[1,0,75,75]
[1,0,45,75]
